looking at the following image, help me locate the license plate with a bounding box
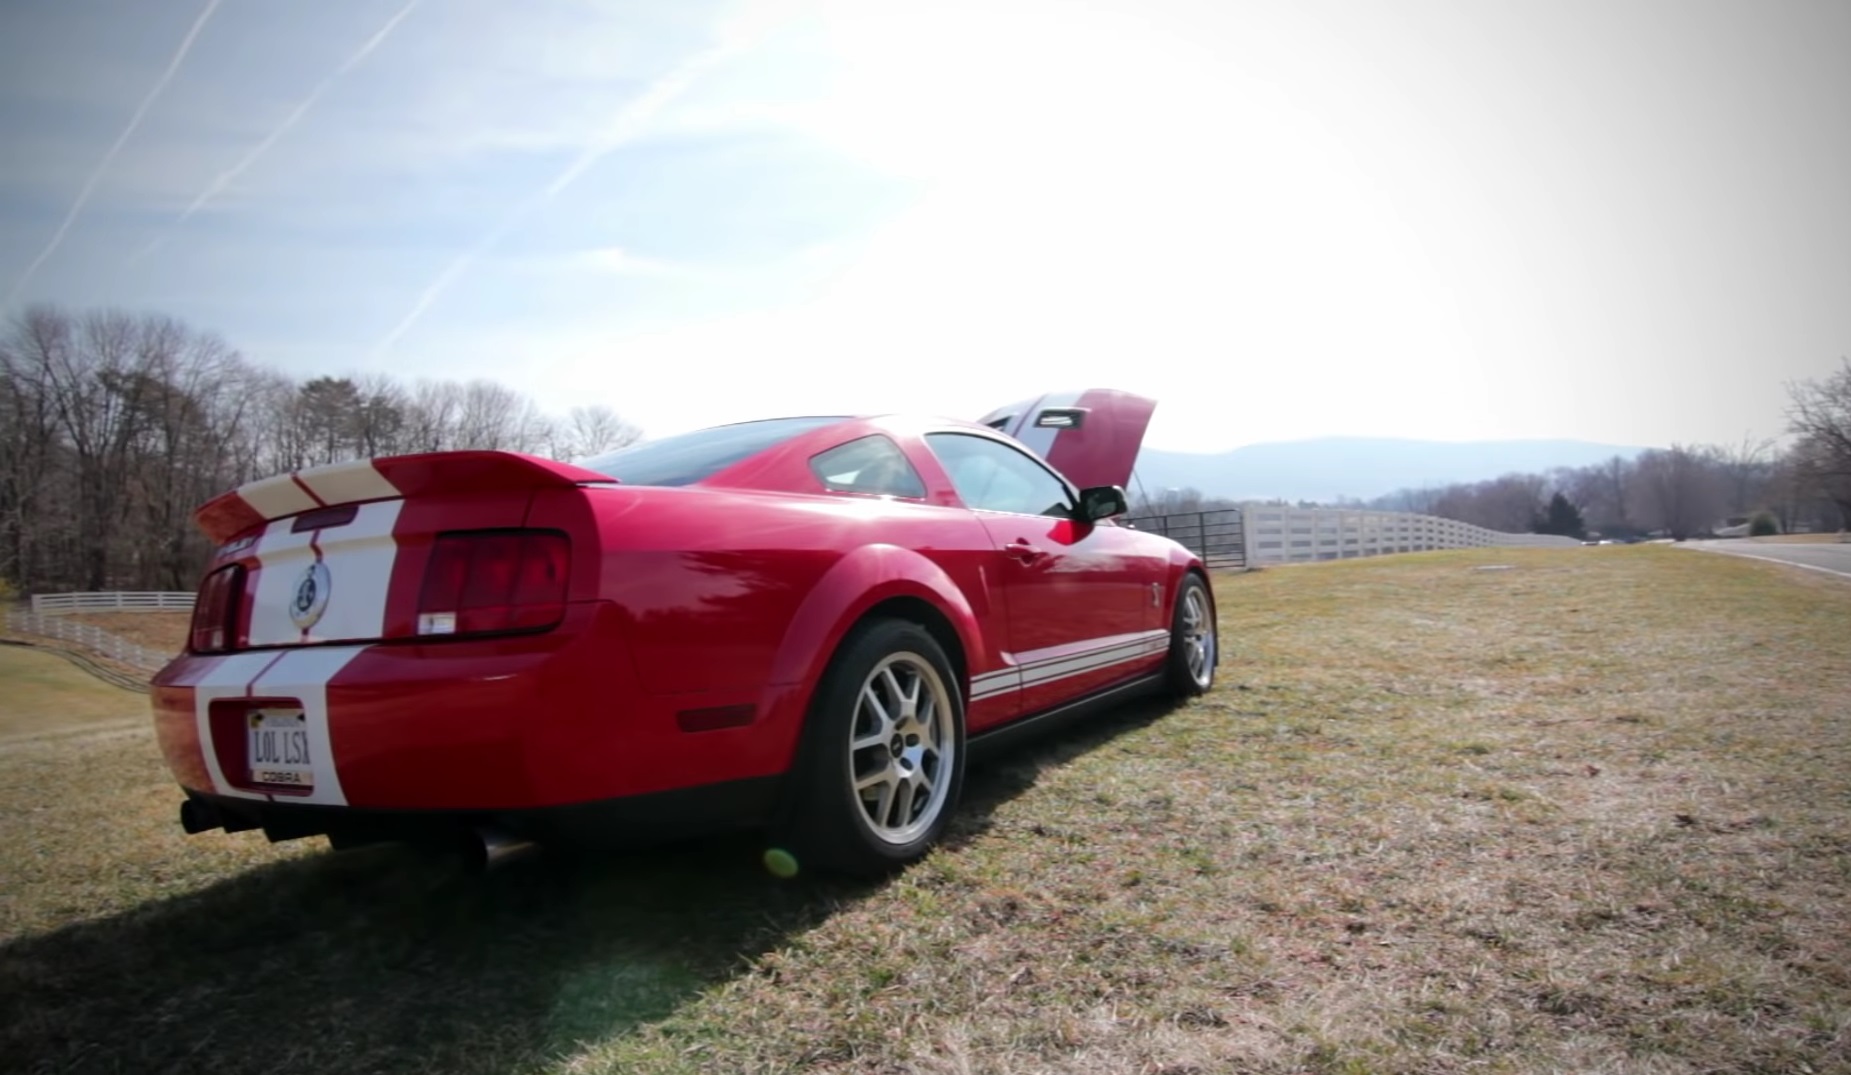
[247,708,313,788]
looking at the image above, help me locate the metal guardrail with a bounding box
[29,591,195,613]
[3,608,171,672]
[1126,509,1247,570]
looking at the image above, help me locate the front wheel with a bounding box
[776,619,966,878]
[1166,573,1218,697]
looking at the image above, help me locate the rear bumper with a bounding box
[176,775,780,850]
[150,601,805,818]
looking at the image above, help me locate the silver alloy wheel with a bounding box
[1180,584,1215,688]
[848,651,956,845]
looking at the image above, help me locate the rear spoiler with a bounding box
[194,452,616,544]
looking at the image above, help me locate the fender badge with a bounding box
[290,562,332,630]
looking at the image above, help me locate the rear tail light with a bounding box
[416,529,570,637]
[190,565,245,653]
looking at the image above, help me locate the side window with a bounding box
[809,435,928,498]
[925,433,1073,517]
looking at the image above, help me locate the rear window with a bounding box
[580,417,844,487]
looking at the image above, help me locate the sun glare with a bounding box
[669,0,1498,448]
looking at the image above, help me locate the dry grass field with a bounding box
[2,545,1847,1074]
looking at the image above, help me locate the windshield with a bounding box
[579,416,845,487]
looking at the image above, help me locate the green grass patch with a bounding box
[3,546,1848,1073]
[0,643,146,740]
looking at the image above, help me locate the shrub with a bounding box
[1749,511,1781,537]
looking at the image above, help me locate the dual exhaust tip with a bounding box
[179,799,539,872]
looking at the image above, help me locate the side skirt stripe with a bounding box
[970,629,1170,700]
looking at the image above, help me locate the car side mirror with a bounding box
[1077,485,1129,522]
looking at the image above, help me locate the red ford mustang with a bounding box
[151,388,1219,876]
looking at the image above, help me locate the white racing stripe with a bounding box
[239,473,320,518]
[246,500,403,645]
[296,459,400,505]
[182,651,291,802]
[248,646,366,806]
[1019,633,1169,687]
[180,647,368,804]
[1009,389,1085,462]
[970,668,1020,701]
[969,628,1170,700]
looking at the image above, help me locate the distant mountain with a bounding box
[1130,437,1646,504]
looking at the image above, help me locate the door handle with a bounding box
[1004,539,1045,563]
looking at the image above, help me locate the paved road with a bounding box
[1683,539,1851,580]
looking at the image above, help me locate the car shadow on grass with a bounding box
[949,693,1178,848]
[0,694,1185,1075]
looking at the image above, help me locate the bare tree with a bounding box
[1786,359,1851,527]
[549,404,643,461]
[1370,485,1442,514]
[38,309,168,587]
[0,321,64,587]
[0,303,645,594]
[1632,445,1726,539]
[352,372,409,458]
[1600,454,1632,532]
[1565,465,1614,530]
[453,380,544,452]
[1763,451,1829,534]
[1488,473,1549,532]
[0,306,264,588]
[403,379,464,453]
[1715,434,1777,518]
[1428,473,1545,533]
[123,317,252,587]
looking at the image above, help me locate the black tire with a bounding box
[1165,573,1218,698]
[775,619,967,878]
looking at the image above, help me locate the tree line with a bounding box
[0,305,641,594]
[1362,440,1819,541]
[1135,360,1851,542]
[1365,360,1851,540]
[7,300,1847,594]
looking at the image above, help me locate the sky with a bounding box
[1,0,1846,455]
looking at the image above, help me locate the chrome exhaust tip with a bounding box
[465,826,540,872]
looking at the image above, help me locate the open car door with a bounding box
[976,389,1156,492]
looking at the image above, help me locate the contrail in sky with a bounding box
[158,0,423,242]
[3,0,224,307]
[370,35,750,358]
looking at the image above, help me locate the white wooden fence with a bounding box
[1241,506,1582,565]
[29,591,195,613]
[3,608,172,671]
[1130,506,1584,568]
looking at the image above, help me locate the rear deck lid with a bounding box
[191,452,606,649]
[977,388,1157,491]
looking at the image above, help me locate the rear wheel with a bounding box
[777,619,965,878]
[1166,573,1217,697]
